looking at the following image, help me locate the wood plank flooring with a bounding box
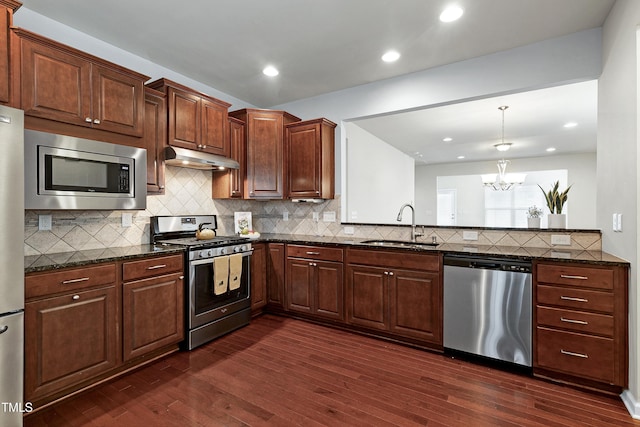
[25,314,639,426]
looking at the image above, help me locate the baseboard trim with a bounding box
[621,389,640,419]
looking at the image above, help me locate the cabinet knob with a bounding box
[72,295,80,300]
[93,119,100,124]
[389,272,394,276]
[202,145,207,149]
[85,117,92,123]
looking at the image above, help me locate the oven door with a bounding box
[188,251,251,329]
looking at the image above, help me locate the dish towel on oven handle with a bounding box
[228,253,243,291]
[213,255,229,295]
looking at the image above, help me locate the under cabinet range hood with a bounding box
[164,146,239,170]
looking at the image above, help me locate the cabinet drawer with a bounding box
[536,306,613,336]
[347,248,440,272]
[287,244,343,262]
[122,254,184,282]
[537,284,613,313]
[537,264,613,290]
[26,263,116,300]
[536,327,615,384]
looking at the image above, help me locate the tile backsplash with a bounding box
[24,166,601,255]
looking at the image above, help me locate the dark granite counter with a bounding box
[24,245,185,274]
[253,233,630,266]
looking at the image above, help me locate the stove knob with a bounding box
[220,248,226,255]
[233,246,241,253]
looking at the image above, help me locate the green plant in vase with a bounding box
[538,181,571,228]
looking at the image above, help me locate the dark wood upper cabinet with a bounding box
[212,116,245,198]
[285,118,336,200]
[147,78,231,158]
[229,109,300,199]
[0,0,20,106]
[143,87,167,194]
[14,28,147,137]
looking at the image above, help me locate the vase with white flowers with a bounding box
[526,205,543,228]
[538,181,571,229]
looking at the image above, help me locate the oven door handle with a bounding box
[190,251,251,266]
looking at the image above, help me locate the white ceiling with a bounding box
[18,0,614,108]
[352,80,598,165]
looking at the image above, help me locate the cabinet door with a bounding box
[92,64,145,137]
[315,260,344,321]
[346,264,388,330]
[246,111,284,199]
[389,269,442,344]
[25,286,118,401]
[267,243,286,308]
[250,243,267,312]
[212,117,244,198]
[201,97,229,156]
[167,86,200,150]
[287,121,321,198]
[122,273,184,362]
[143,88,166,194]
[20,38,91,127]
[286,258,314,314]
[0,5,13,105]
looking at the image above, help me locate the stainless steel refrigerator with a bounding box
[0,105,25,427]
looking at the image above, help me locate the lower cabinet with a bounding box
[346,248,442,346]
[25,253,185,407]
[266,243,286,310]
[286,245,344,322]
[250,242,268,314]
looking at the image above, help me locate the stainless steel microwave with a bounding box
[24,130,147,210]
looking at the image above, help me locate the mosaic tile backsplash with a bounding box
[24,166,601,256]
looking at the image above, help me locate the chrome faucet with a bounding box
[396,203,423,242]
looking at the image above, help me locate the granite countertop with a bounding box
[24,233,630,274]
[254,233,631,266]
[24,244,185,274]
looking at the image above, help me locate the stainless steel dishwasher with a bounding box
[443,254,532,367]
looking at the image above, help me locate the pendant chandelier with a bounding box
[481,106,526,191]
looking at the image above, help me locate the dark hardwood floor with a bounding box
[25,315,639,426]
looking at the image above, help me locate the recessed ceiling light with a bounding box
[563,121,578,128]
[546,147,556,152]
[457,155,465,159]
[439,5,464,22]
[443,137,453,142]
[263,65,279,77]
[381,50,400,63]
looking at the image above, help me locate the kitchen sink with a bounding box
[361,239,439,248]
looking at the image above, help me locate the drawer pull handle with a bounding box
[560,274,588,280]
[0,325,8,335]
[560,296,588,303]
[62,277,90,285]
[306,251,320,255]
[561,349,588,359]
[146,264,167,270]
[560,317,588,325]
[72,295,80,300]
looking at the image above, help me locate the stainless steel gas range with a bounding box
[151,215,252,350]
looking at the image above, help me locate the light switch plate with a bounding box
[283,211,289,221]
[551,234,571,246]
[122,212,133,228]
[343,226,354,235]
[38,214,52,231]
[323,211,336,222]
[462,231,478,241]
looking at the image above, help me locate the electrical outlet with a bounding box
[312,212,320,221]
[462,231,478,241]
[122,212,133,228]
[283,211,289,221]
[323,211,336,222]
[343,226,354,235]
[38,214,52,231]
[550,234,571,246]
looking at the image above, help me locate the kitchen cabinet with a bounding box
[534,262,628,392]
[346,248,442,345]
[212,116,245,198]
[286,244,344,322]
[266,243,286,310]
[250,242,268,314]
[285,118,336,200]
[0,0,20,106]
[25,263,119,403]
[143,87,167,194]
[15,28,148,137]
[147,78,231,158]
[122,254,184,362]
[229,109,300,199]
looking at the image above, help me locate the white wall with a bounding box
[344,123,414,223]
[415,153,597,228]
[599,0,640,416]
